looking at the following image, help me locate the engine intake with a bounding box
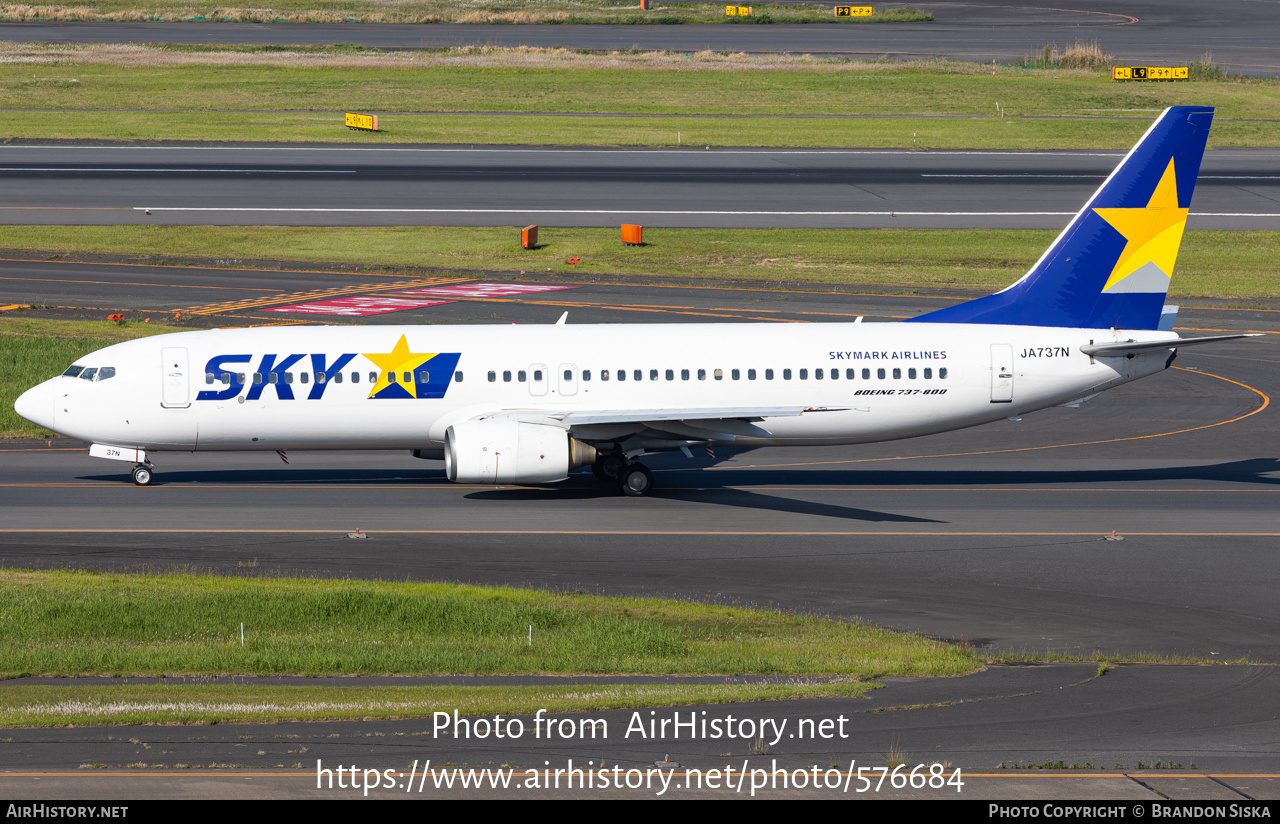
[445,419,596,484]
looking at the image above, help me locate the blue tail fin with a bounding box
[908,106,1213,330]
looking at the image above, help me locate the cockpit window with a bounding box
[71,366,116,382]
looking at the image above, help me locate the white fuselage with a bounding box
[22,321,1176,454]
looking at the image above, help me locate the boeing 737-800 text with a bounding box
[13,106,1256,495]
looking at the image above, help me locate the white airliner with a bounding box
[13,106,1256,495]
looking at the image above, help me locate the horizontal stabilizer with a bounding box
[1080,334,1260,357]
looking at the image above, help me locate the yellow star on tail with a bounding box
[1093,158,1189,294]
[362,334,435,399]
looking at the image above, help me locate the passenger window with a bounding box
[815,369,823,380]
[564,370,573,381]
[680,369,689,381]
[765,369,773,380]
[533,370,543,381]
[455,371,464,382]
[924,368,932,379]
[847,369,856,380]
[731,369,739,380]
[700,369,708,381]
[862,368,871,380]
[284,372,294,384]
[205,372,215,385]
[503,370,512,382]
[714,369,722,381]
[892,368,901,380]
[80,367,98,381]
[666,369,674,381]
[877,368,885,380]
[748,369,756,380]
[388,371,397,384]
[350,372,360,384]
[616,370,624,382]
[799,369,808,380]
[783,369,792,380]
[583,370,591,381]
[488,371,496,383]
[517,371,526,382]
[403,371,411,384]
[368,372,376,384]
[62,365,85,378]
[269,373,279,384]
[419,371,429,383]
[300,372,309,384]
[650,370,659,381]
[221,372,231,385]
[635,370,643,381]
[602,370,610,381]
[254,373,264,385]
[334,372,343,384]
[316,371,326,384]
[830,368,838,380]
[908,368,917,379]
[940,368,948,379]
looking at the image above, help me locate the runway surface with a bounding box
[1,268,1279,787]
[3,0,1279,76]
[3,143,1280,229]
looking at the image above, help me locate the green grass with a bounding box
[13,110,1280,149]
[0,2,932,24]
[4,226,1277,297]
[0,568,980,679]
[1,45,1275,146]
[0,317,184,437]
[0,681,874,727]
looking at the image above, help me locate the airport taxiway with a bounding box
[3,0,1279,75]
[1,144,1278,229]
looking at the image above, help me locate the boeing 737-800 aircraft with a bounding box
[13,106,1256,495]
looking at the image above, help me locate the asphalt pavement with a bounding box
[1,144,1278,228]
[2,0,1278,75]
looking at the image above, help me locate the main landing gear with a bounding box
[592,453,654,497]
[131,463,154,486]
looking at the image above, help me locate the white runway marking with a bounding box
[0,168,355,173]
[924,174,1280,180]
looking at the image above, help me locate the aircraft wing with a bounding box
[471,405,857,442]
[552,406,849,425]
[1080,334,1261,357]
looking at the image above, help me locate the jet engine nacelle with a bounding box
[445,419,596,484]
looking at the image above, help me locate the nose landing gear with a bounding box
[131,463,154,486]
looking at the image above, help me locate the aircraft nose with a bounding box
[13,382,55,430]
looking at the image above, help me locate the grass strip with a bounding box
[0,682,873,727]
[10,110,1278,148]
[1,45,1276,146]
[0,569,981,679]
[0,2,932,25]
[5,226,1277,297]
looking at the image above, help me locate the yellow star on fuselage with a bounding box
[362,334,436,399]
[1093,158,1189,293]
